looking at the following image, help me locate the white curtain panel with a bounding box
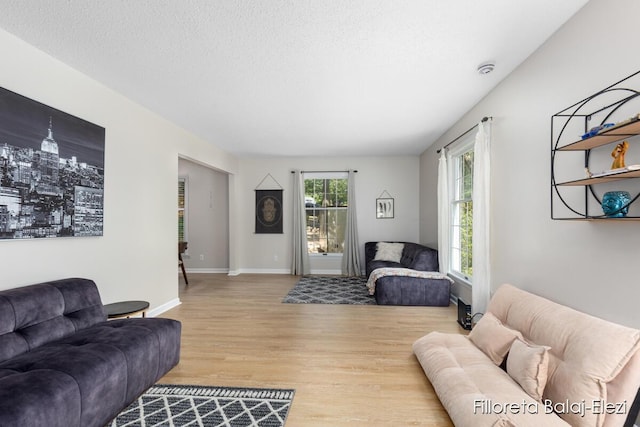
[341,170,361,276]
[472,121,491,314]
[291,170,310,275]
[437,149,450,275]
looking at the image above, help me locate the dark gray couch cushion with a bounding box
[402,245,439,271]
[0,370,82,427]
[0,342,128,426]
[0,278,106,363]
[60,318,182,403]
[373,275,450,306]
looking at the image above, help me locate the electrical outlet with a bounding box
[199,254,204,261]
[274,254,278,261]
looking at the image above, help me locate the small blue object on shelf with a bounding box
[581,123,615,139]
[602,191,631,217]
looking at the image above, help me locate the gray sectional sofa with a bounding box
[0,278,181,427]
[364,241,452,306]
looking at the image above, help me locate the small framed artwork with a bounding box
[376,198,394,219]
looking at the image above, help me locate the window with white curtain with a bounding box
[449,138,474,283]
[303,172,348,255]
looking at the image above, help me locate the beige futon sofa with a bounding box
[413,284,640,427]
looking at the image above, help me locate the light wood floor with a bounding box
[160,273,464,426]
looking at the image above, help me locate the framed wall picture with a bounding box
[376,198,394,219]
[255,189,283,233]
[0,87,105,239]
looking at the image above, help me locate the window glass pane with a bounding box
[338,181,343,206]
[178,180,185,209]
[455,168,462,200]
[178,178,186,242]
[462,151,474,200]
[459,200,473,277]
[325,208,346,253]
[451,245,461,272]
[178,210,184,241]
[450,147,473,280]
[306,207,322,253]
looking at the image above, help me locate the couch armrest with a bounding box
[364,242,378,266]
[407,247,439,271]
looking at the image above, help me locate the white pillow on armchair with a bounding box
[373,242,404,263]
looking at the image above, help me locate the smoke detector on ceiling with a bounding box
[477,62,496,75]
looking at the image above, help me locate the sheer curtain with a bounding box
[472,121,491,314]
[291,170,309,275]
[341,170,361,276]
[437,150,450,275]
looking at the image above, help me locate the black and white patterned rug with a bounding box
[282,276,375,305]
[107,384,295,427]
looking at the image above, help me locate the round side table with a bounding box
[104,300,150,319]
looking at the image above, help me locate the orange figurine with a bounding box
[611,140,629,169]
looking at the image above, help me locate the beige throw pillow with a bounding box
[373,242,404,263]
[468,312,522,365]
[506,339,550,401]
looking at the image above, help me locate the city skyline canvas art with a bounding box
[0,87,105,239]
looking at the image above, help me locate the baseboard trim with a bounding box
[185,268,229,274]
[310,269,342,275]
[201,269,351,276]
[147,298,181,317]
[184,268,294,275]
[234,268,292,275]
[224,269,348,276]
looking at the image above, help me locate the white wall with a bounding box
[236,156,420,274]
[0,28,239,312]
[420,0,640,328]
[178,158,229,272]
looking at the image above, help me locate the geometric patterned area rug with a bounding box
[107,384,295,427]
[282,275,376,305]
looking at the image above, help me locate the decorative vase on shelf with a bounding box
[601,191,631,218]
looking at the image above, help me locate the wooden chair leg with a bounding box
[179,256,189,285]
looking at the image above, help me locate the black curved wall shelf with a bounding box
[551,70,640,220]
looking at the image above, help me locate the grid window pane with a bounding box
[304,176,348,254]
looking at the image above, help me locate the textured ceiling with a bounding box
[0,1,588,157]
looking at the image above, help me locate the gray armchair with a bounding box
[364,242,451,306]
